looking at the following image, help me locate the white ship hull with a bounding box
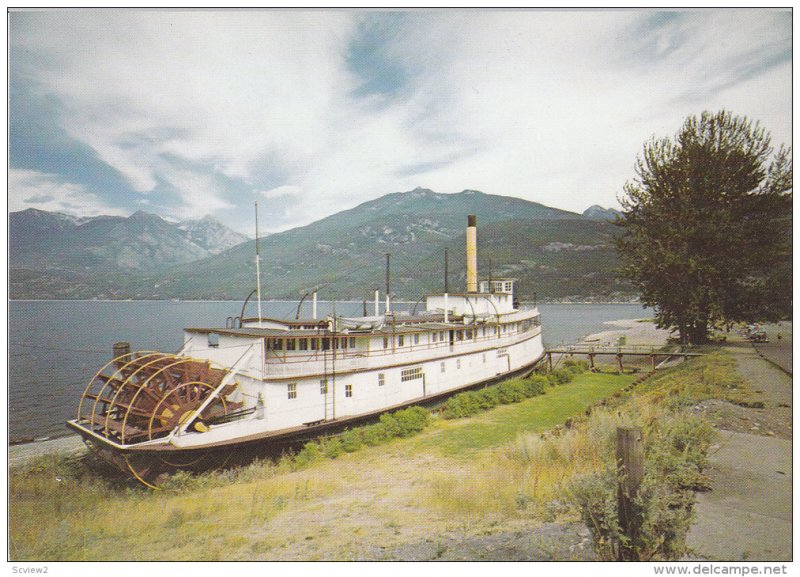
[66,214,546,486]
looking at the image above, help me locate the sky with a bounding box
[8,9,792,235]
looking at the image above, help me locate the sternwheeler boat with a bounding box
[67,215,544,486]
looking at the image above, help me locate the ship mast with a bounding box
[255,201,263,327]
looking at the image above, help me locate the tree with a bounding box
[616,110,792,344]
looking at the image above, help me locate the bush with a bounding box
[393,406,430,436]
[294,441,323,468]
[563,359,590,374]
[361,424,386,446]
[339,429,362,453]
[568,414,714,560]
[442,373,559,419]
[475,387,501,409]
[319,436,344,459]
[525,376,548,397]
[442,391,483,419]
[378,413,402,438]
[498,381,527,403]
[549,368,574,386]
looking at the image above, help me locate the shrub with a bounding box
[361,424,386,446]
[563,359,590,374]
[568,413,714,560]
[378,413,402,437]
[475,387,501,409]
[525,376,548,397]
[339,429,362,453]
[294,441,322,468]
[549,368,574,386]
[394,406,430,436]
[319,436,344,459]
[498,381,527,403]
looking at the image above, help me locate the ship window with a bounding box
[286,338,296,351]
[505,281,513,292]
[483,353,487,363]
[208,332,219,348]
[456,359,461,369]
[471,329,476,339]
[398,335,405,347]
[272,338,283,350]
[401,367,423,382]
[339,337,347,349]
[440,331,446,341]
[440,361,446,373]
[311,338,319,350]
[320,379,328,394]
[457,330,464,341]
[378,373,385,387]
[299,338,308,351]
[287,383,297,399]
[413,334,419,345]
[321,338,330,350]
[349,337,356,348]
[432,332,437,343]
[482,327,486,337]
[345,384,353,398]
[383,336,389,349]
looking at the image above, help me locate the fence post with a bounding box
[616,426,644,560]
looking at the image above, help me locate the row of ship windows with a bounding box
[266,336,357,351]
[284,352,496,400]
[262,316,541,353]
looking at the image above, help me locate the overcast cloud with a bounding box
[9,9,792,234]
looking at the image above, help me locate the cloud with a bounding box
[259,184,303,200]
[9,9,792,227]
[9,168,129,216]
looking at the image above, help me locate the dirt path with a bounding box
[687,325,793,561]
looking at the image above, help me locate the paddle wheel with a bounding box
[74,348,244,487]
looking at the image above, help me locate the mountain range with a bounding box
[9,188,631,302]
[10,209,249,273]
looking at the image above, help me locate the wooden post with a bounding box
[588,353,595,371]
[113,341,131,369]
[650,354,656,371]
[616,426,644,560]
[616,353,623,374]
[547,352,553,372]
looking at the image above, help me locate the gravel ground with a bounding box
[358,522,596,561]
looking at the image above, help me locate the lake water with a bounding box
[8,300,650,441]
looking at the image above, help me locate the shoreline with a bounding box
[8,434,86,466]
[579,317,672,347]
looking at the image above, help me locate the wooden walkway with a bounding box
[544,345,703,373]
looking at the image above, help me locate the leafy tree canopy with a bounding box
[616,110,792,344]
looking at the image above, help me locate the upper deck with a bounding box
[179,287,540,382]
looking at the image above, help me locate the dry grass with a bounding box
[9,354,751,561]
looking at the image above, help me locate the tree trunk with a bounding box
[688,321,709,344]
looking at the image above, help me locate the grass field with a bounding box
[12,352,751,562]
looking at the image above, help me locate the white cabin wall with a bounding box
[182,332,263,374]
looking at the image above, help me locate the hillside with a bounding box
[9,189,632,301]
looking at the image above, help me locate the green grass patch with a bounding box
[414,372,636,456]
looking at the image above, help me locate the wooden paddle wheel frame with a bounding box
[73,350,243,488]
